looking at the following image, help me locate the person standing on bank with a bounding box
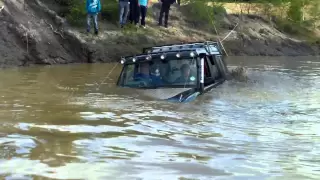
[137,0,151,28]
[128,0,139,25]
[119,0,130,28]
[158,0,175,28]
[86,0,101,35]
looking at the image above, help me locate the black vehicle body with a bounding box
[116,41,230,102]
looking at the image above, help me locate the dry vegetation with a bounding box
[222,2,320,38]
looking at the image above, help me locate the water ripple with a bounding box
[0,58,319,179]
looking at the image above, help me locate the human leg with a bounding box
[123,2,130,25]
[135,4,140,25]
[158,4,165,25]
[140,5,147,27]
[128,2,133,23]
[164,4,170,27]
[93,13,99,34]
[119,1,125,25]
[86,14,92,32]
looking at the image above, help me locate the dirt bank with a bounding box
[0,0,319,68]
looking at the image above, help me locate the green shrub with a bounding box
[276,20,298,34]
[54,0,74,6]
[287,0,303,23]
[275,18,314,38]
[100,0,118,23]
[212,4,227,16]
[181,0,227,30]
[188,0,214,23]
[186,1,225,20]
[66,0,86,26]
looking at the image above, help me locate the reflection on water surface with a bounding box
[0,56,320,179]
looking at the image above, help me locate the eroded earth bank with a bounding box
[0,0,319,68]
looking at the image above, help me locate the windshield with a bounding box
[121,58,198,88]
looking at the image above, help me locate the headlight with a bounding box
[120,58,125,64]
[160,54,166,59]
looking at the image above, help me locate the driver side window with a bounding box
[123,64,136,84]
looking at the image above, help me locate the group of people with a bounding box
[85,0,178,35]
[134,62,192,86]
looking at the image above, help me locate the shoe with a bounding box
[94,31,98,35]
[142,25,146,29]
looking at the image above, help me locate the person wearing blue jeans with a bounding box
[137,0,149,28]
[86,0,101,35]
[119,0,130,28]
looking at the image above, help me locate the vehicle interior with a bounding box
[121,58,198,88]
[204,55,220,86]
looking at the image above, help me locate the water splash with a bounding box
[229,66,249,82]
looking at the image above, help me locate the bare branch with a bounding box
[44,20,65,39]
[221,22,239,42]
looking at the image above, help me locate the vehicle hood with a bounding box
[137,88,192,100]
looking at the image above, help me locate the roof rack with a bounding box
[123,49,196,59]
[142,41,223,55]
[121,49,198,64]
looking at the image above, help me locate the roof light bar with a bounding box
[146,55,152,60]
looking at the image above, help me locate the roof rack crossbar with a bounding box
[141,41,225,57]
[149,42,214,49]
[123,49,198,59]
[142,41,219,52]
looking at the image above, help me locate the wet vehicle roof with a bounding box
[121,41,223,65]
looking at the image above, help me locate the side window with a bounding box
[123,64,135,83]
[208,55,215,65]
[204,56,211,77]
[216,55,227,75]
[208,55,219,79]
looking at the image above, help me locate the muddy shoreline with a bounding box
[0,0,319,68]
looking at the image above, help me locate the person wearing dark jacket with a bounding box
[128,0,139,25]
[158,0,175,28]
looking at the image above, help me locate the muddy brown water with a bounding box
[0,56,319,180]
